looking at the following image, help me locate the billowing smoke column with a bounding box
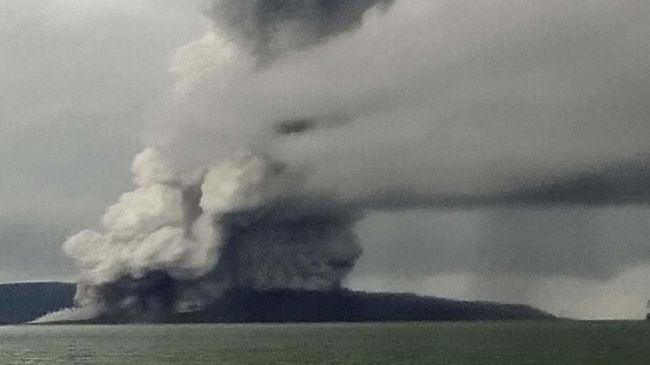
[37,0,391,322]
[206,0,394,61]
[52,149,361,319]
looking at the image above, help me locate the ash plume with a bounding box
[41,0,650,322]
[48,149,361,320]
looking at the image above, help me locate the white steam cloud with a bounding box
[55,145,361,319]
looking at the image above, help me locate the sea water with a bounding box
[1,321,649,364]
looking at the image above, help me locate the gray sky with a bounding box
[0,0,204,281]
[1,0,650,319]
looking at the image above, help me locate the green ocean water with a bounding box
[1,321,649,364]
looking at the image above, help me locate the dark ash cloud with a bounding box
[206,0,393,60]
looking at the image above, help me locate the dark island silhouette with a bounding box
[0,282,554,325]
